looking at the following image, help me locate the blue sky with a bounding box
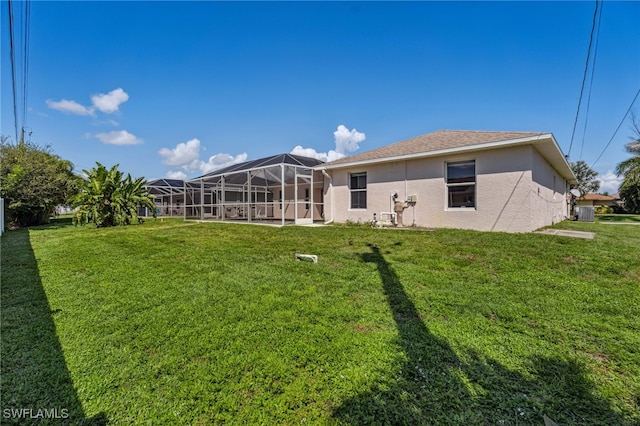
[2,1,639,193]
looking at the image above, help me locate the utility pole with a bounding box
[19,127,31,146]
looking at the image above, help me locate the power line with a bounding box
[7,0,19,144]
[22,0,31,132]
[579,0,603,161]
[568,0,600,158]
[6,0,32,144]
[591,88,640,168]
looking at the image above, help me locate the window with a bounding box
[350,172,367,209]
[446,160,475,208]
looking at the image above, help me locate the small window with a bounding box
[446,160,475,208]
[350,172,367,209]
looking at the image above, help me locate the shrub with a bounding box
[70,162,155,227]
[0,140,80,227]
[595,205,614,214]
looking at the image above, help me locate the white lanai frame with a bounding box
[143,178,186,217]
[184,154,325,225]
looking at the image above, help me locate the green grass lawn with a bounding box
[2,218,639,424]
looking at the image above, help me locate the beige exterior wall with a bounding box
[530,147,570,229]
[324,145,570,233]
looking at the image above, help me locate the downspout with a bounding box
[321,168,334,224]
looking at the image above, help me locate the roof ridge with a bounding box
[436,129,547,134]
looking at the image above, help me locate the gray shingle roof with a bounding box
[323,130,546,167]
[187,153,325,187]
[194,153,324,180]
[145,178,184,188]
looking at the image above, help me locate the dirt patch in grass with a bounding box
[561,255,583,265]
[353,323,379,333]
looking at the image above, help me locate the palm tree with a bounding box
[116,174,156,225]
[71,163,155,227]
[570,160,600,197]
[616,117,640,213]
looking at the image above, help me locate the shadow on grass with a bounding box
[40,216,75,229]
[1,229,107,425]
[597,214,640,222]
[332,244,626,424]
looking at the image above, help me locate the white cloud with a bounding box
[159,138,247,176]
[185,159,204,172]
[598,170,623,194]
[290,145,344,162]
[199,153,248,174]
[334,124,366,154]
[46,87,129,117]
[166,170,187,180]
[46,99,95,116]
[159,138,202,167]
[96,130,143,145]
[91,88,129,114]
[290,124,366,162]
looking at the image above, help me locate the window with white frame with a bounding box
[446,160,476,208]
[350,172,367,209]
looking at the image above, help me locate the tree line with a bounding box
[0,137,155,229]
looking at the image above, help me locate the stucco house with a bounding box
[318,130,577,233]
[576,193,619,208]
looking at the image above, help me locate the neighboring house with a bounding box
[318,130,577,233]
[576,193,619,208]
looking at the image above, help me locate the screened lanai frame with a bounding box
[184,154,325,225]
[142,178,186,217]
